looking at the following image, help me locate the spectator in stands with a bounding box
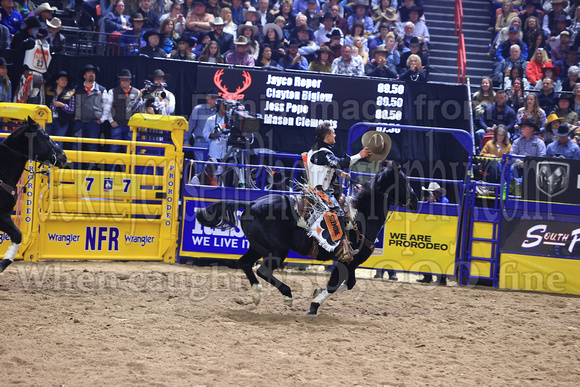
[132,69,175,115]
[398,53,426,82]
[507,77,527,111]
[171,36,196,60]
[332,44,364,76]
[105,0,133,33]
[258,44,280,68]
[522,15,542,57]
[290,14,314,41]
[543,0,569,37]
[492,44,528,87]
[543,113,563,142]
[322,0,344,19]
[296,24,319,61]
[11,16,44,52]
[203,98,228,160]
[497,26,529,62]
[230,0,246,25]
[302,0,322,30]
[422,182,449,205]
[220,8,238,37]
[261,22,286,60]
[533,64,562,91]
[329,3,349,37]
[397,21,418,53]
[243,6,261,28]
[270,1,295,30]
[550,30,571,63]
[274,16,291,44]
[207,0,221,17]
[121,13,146,52]
[365,45,397,78]
[209,17,235,57]
[345,21,368,51]
[372,0,398,34]
[409,5,429,46]
[571,4,580,41]
[572,82,580,118]
[554,47,579,81]
[45,71,75,141]
[399,0,420,24]
[139,30,168,57]
[193,32,211,57]
[314,12,337,47]
[293,0,319,18]
[238,21,259,60]
[184,0,214,40]
[322,29,343,61]
[515,93,546,136]
[353,36,368,64]
[537,77,559,117]
[496,1,518,33]
[369,22,391,52]
[198,40,225,62]
[0,0,22,35]
[104,69,139,153]
[504,65,530,90]
[550,13,572,41]
[480,125,512,183]
[34,2,56,30]
[309,45,333,72]
[0,57,10,102]
[493,15,522,56]
[550,95,578,125]
[546,123,580,158]
[348,0,373,34]
[398,36,427,74]
[279,38,309,70]
[225,35,255,65]
[187,87,218,166]
[159,18,178,55]
[473,77,496,122]
[561,64,579,91]
[257,0,269,26]
[133,0,160,31]
[510,118,546,157]
[526,48,551,85]
[46,18,66,55]
[519,0,542,27]
[182,0,195,18]
[160,1,185,36]
[479,89,517,143]
[74,64,107,152]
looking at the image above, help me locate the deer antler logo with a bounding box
[213,69,252,100]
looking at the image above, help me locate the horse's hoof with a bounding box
[284,296,293,307]
[0,259,12,273]
[312,287,324,298]
[307,302,320,316]
[251,283,262,306]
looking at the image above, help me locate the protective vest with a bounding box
[23,39,51,74]
[307,147,336,191]
[111,86,139,126]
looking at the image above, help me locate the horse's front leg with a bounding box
[238,247,264,305]
[308,261,351,316]
[256,250,293,306]
[0,213,22,274]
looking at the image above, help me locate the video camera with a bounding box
[216,99,263,147]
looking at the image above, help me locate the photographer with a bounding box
[202,99,228,160]
[129,69,175,115]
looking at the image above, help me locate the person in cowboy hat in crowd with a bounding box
[171,36,197,60]
[11,15,46,51]
[208,17,234,57]
[130,69,175,115]
[327,2,348,37]
[103,69,140,153]
[132,0,160,31]
[348,0,373,34]
[260,22,286,61]
[266,169,291,191]
[295,23,319,62]
[305,122,373,261]
[408,5,429,46]
[321,28,343,61]
[543,113,564,143]
[519,0,543,28]
[309,45,333,72]
[293,0,320,18]
[289,13,315,41]
[225,35,255,66]
[0,57,10,102]
[243,6,261,28]
[0,0,23,35]
[73,64,108,152]
[46,17,66,55]
[510,118,547,158]
[313,12,339,46]
[544,0,569,37]
[139,30,168,57]
[238,21,260,60]
[279,38,309,70]
[546,123,580,159]
[184,0,214,40]
[121,13,147,52]
[371,2,399,34]
[550,95,578,126]
[45,70,75,144]
[34,2,57,29]
[365,45,397,78]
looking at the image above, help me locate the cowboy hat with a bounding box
[262,23,283,40]
[554,95,572,106]
[552,0,568,7]
[408,5,424,19]
[80,64,99,76]
[541,62,560,77]
[371,44,391,57]
[192,0,208,6]
[521,118,540,132]
[210,17,226,27]
[545,113,564,128]
[176,35,197,46]
[46,17,62,29]
[149,69,170,80]
[22,16,42,30]
[383,7,398,21]
[361,131,392,163]
[143,30,162,42]
[0,57,12,66]
[55,70,68,80]
[34,2,57,15]
[234,35,249,45]
[352,0,371,10]
[326,29,342,39]
[243,6,260,18]
[206,87,220,96]
[553,123,573,137]
[130,13,146,23]
[117,69,133,78]
[422,182,446,197]
[238,21,258,37]
[554,13,572,26]
[316,45,332,54]
[267,170,287,185]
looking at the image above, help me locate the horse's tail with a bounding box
[195,200,251,229]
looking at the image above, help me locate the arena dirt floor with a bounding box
[1,261,579,386]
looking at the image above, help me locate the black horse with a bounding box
[196,161,419,315]
[0,117,67,273]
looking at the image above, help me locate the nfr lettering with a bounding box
[85,226,119,251]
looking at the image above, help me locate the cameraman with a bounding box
[202,99,228,160]
[129,69,175,115]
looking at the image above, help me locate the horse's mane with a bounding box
[351,166,393,214]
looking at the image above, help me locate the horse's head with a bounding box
[6,117,68,168]
[375,161,418,211]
